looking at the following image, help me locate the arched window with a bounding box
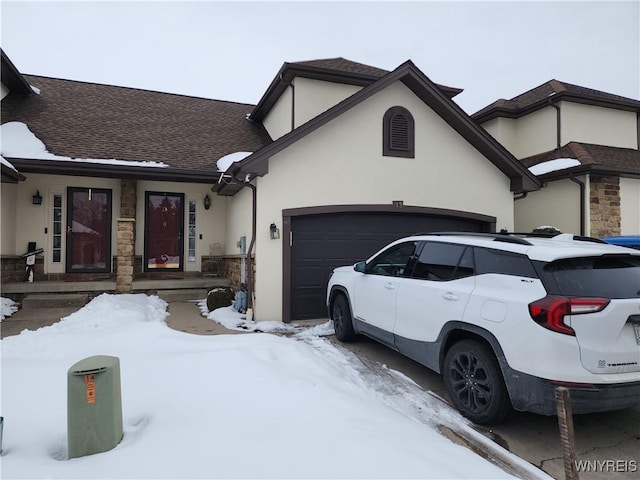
[383,106,415,158]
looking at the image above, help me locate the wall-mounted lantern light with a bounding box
[269,222,280,240]
[203,194,211,210]
[32,190,43,205]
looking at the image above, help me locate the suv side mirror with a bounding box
[354,261,367,273]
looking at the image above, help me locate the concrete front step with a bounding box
[22,293,89,309]
[157,289,209,302]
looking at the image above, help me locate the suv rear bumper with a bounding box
[506,369,640,415]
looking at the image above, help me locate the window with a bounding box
[366,241,418,277]
[52,194,62,263]
[474,247,537,278]
[542,256,640,299]
[188,200,196,262]
[383,106,415,158]
[410,243,474,281]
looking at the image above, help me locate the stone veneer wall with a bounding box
[220,255,255,290]
[116,179,137,292]
[589,175,621,238]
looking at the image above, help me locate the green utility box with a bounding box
[67,355,123,459]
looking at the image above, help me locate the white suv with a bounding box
[327,232,640,424]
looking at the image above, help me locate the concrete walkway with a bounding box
[165,301,245,335]
[1,300,242,339]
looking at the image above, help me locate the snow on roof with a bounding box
[528,158,580,176]
[0,121,169,168]
[216,151,252,172]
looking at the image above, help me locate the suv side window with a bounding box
[410,242,474,281]
[366,241,418,277]
[474,247,537,277]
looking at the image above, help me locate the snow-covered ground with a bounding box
[1,294,547,479]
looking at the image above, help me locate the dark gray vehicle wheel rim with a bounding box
[449,352,492,414]
[332,299,346,334]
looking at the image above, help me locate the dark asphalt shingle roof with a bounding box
[473,79,640,121]
[1,75,272,173]
[292,57,392,78]
[521,142,640,175]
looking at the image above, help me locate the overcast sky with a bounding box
[1,1,638,114]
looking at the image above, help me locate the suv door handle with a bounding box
[384,282,396,290]
[442,292,459,301]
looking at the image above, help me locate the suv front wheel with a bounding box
[331,293,355,342]
[443,340,510,424]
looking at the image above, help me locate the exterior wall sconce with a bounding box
[32,190,43,205]
[269,222,280,240]
[203,194,211,210]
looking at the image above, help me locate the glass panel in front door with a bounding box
[66,188,112,272]
[145,192,184,270]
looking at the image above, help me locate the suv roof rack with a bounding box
[413,232,533,246]
[415,231,611,246]
[504,232,608,244]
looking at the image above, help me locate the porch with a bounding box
[1,277,230,304]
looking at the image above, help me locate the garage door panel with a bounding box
[290,212,487,320]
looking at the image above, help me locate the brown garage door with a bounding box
[290,210,490,320]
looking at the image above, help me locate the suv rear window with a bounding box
[474,247,537,278]
[543,255,640,298]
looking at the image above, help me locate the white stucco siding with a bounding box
[1,182,18,255]
[478,108,557,159]
[11,174,120,272]
[262,78,363,141]
[514,107,558,159]
[251,81,515,321]
[224,185,253,257]
[293,78,363,128]
[4,175,224,274]
[514,177,583,234]
[562,103,638,149]
[262,87,292,141]
[137,181,227,272]
[620,177,640,234]
[480,117,517,155]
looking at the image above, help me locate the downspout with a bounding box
[549,101,561,149]
[234,175,257,313]
[569,174,586,236]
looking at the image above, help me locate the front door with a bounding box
[145,192,184,271]
[66,187,112,273]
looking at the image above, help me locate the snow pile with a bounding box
[1,293,527,479]
[198,303,301,334]
[216,151,252,172]
[528,158,580,176]
[1,297,19,321]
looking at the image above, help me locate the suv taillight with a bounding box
[528,296,610,336]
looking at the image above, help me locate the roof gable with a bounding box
[218,60,540,195]
[250,57,463,123]
[473,79,640,122]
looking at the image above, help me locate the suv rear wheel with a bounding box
[443,340,510,424]
[331,293,355,342]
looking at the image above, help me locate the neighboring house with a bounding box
[472,80,640,238]
[1,50,539,322]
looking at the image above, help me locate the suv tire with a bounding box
[331,293,355,342]
[443,339,510,424]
